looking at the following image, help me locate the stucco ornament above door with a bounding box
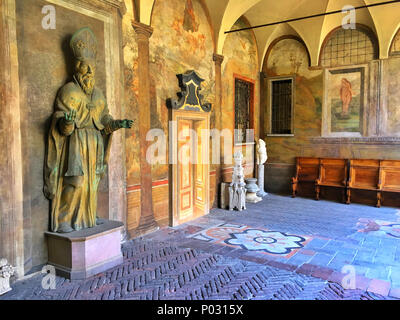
[167,70,211,112]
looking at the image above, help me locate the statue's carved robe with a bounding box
[44,78,114,232]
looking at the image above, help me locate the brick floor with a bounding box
[2,194,400,300]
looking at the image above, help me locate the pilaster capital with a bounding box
[131,21,153,40]
[213,53,224,65]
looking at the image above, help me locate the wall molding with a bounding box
[310,136,400,145]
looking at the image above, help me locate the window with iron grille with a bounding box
[269,78,293,135]
[234,78,254,143]
[320,28,377,67]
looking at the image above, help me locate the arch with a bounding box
[216,0,261,54]
[389,25,400,56]
[221,15,260,75]
[318,23,379,67]
[263,35,311,71]
[318,0,378,55]
[286,22,315,66]
[137,0,155,26]
[237,15,259,68]
[198,0,216,53]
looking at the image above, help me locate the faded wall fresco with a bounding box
[149,0,215,182]
[221,18,259,179]
[384,57,400,135]
[263,38,400,194]
[125,0,216,230]
[263,38,323,165]
[123,1,141,187]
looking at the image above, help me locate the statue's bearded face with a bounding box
[75,59,95,95]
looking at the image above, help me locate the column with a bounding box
[259,71,267,139]
[131,21,158,235]
[213,53,224,207]
[0,0,24,277]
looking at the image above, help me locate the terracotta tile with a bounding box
[328,271,346,284]
[388,287,400,299]
[367,279,391,296]
[355,275,371,291]
[296,263,316,276]
[300,249,316,256]
[312,266,334,280]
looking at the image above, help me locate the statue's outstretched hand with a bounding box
[64,109,76,124]
[119,119,134,129]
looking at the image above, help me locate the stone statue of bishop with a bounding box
[44,27,134,233]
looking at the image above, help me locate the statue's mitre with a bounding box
[70,27,97,61]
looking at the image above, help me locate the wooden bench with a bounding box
[347,159,380,207]
[315,158,348,202]
[379,160,400,206]
[291,157,400,207]
[291,157,320,198]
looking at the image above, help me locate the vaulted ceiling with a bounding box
[136,0,400,69]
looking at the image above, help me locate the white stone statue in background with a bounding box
[229,151,247,211]
[0,258,14,296]
[256,139,268,165]
[256,139,268,197]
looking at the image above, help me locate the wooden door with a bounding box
[178,119,194,220]
[193,121,206,217]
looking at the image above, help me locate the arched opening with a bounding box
[319,24,379,67]
[389,27,400,56]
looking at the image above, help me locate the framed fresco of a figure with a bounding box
[322,65,368,137]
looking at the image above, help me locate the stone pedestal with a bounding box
[220,182,230,209]
[45,220,124,280]
[245,178,262,203]
[257,164,268,197]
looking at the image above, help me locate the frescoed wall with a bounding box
[382,56,400,136]
[221,17,260,182]
[263,38,323,164]
[149,0,215,180]
[125,0,216,230]
[123,1,142,232]
[262,37,400,194]
[123,1,140,188]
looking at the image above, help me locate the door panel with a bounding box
[178,120,193,220]
[194,121,206,216]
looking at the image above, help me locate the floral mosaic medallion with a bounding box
[224,229,306,255]
[191,223,310,257]
[357,219,400,239]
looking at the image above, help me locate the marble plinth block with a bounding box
[245,178,262,203]
[45,220,124,280]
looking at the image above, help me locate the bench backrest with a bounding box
[295,157,320,182]
[319,158,348,186]
[380,160,400,191]
[349,159,380,189]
